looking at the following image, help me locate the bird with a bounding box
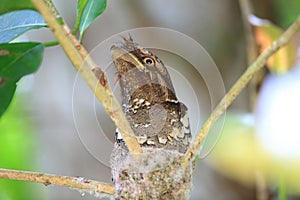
[111,35,191,154]
[109,36,194,200]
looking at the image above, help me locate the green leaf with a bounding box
[79,0,106,41]
[0,42,44,117]
[73,0,89,34]
[0,43,44,78]
[0,0,35,15]
[78,0,89,18]
[0,81,16,117]
[273,0,300,28]
[0,10,46,43]
[0,95,44,199]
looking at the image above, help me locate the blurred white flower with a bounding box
[256,66,300,158]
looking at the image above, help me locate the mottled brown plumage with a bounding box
[111,36,191,153]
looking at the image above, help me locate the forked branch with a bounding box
[2,1,299,197]
[30,0,142,154]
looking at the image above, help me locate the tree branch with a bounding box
[30,0,142,154]
[239,1,269,199]
[239,0,266,111]
[0,168,115,196]
[239,0,258,64]
[182,14,300,166]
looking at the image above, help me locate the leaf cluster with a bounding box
[0,0,107,117]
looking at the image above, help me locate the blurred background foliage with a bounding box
[254,0,300,28]
[0,94,45,199]
[0,0,300,200]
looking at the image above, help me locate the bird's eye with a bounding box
[143,57,155,66]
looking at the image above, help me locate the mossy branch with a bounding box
[0,168,115,196]
[31,0,142,154]
[182,14,300,166]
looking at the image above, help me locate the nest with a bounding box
[111,145,193,200]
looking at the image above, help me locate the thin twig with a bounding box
[239,0,258,64]
[31,0,142,154]
[239,0,264,111]
[182,14,300,166]
[239,1,269,198]
[255,170,269,200]
[0,168,115,196]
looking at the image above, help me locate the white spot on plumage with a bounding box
[139,99,145,104]
[137,134,147,144]
[115,128,123,141]
[143,123,151,128]
[170,119,177,125]
[158,135,167,144]
[133,98,139,102]
[180,113,189,128]
[146,139,155,145]
[166,98,179,103]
